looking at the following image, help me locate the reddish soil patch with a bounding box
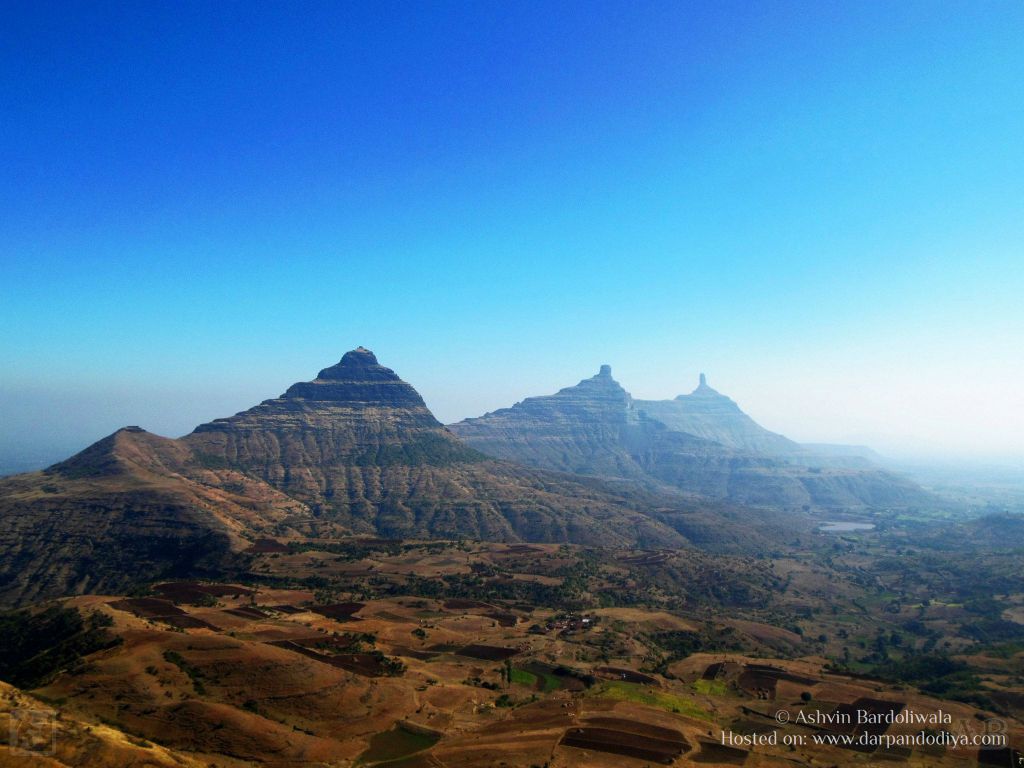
[110,598,186,618]
[979,747,1023,767]
[266,604,305,614]
[582,717,688,743]
[372,611,411,622]
[161,615,220,631]
[244,538,290,554]
[391,646,439,661]
[693,739,748,764]
[702,661,741,680]
[222,606,270,620]
[309,602,365,621]
[375,755,436,768]
[153,582,254,602]
[745,664,817,686]
[561,724,688,764]
[703,662,726,680]
[595,666,659,686]
[729,719,778,736]
[487,611,518,627]
[737,670,777,698]
[324,653,385,676]
[839,697,905,741]
[110,598,218,630]
[200,584,255,596]
[296,635,371,653]
[444,599,494,610]
[478,700,584,736]
[990,690,1024,718]
[456,644,520,661]
[267,640,386,677]
[738,664,818,698]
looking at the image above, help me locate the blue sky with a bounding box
[2,0,1022,467]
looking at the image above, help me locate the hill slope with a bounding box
[0,427,307,607]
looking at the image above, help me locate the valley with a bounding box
[2,532,1022,766]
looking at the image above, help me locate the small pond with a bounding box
[819,521,875,533]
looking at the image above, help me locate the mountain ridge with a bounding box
[451,367,933,510]
[0,348,786,607]
[636,374,883,469]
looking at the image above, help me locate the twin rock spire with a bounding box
[592,361,710,395]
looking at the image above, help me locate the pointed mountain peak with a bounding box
[48,426,183,479]
[266,348,424,407]
[576,364,625,391]
[545,364,630,408]
[685,371,721,398]
[312,346,399,383]
[183,343,486,484]
[343,345,378,364]
[583,364,620,389]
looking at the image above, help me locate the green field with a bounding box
[511,667,561,691]
[538,671,561,692]
[691,678,729,696]
[510,668,537,686]
[357,724,439,765]
[591,680,714,721]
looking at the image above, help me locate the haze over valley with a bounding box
[2,2,1022,766]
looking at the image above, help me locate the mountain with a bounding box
[450,365,770,491]
[1,348,780,607]
[635,374,802,456]
[450,367,932,510]
[179,348,692,547]
[0,426,306,607]
[635,375,881,469]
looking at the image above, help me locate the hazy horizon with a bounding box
[1,347,1022,473]
[3,2,1022,469]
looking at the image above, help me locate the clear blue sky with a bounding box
[2,0,1022,468]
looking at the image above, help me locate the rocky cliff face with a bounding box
[451,368,933,510]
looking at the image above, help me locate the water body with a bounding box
[820,521,875,533]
